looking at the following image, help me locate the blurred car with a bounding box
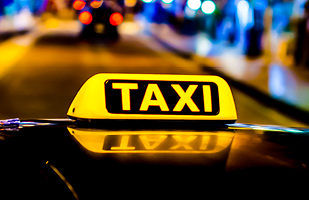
[74,0,125,41]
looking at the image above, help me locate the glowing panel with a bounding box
[67,74,237,122]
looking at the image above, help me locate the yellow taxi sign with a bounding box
[67,74,237,122]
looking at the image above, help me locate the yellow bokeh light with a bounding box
[125,0,137,7]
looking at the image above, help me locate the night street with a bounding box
[0,25,305,127]
[1,2,309,199]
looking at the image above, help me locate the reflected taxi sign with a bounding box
[67,74,237,122]
[67,128,234,154]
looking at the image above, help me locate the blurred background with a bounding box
[0,0,309,127]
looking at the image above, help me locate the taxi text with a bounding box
[105,81,219,115]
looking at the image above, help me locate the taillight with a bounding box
[79,11,93,25]
[109,12,123,26]
[73,0,86,10]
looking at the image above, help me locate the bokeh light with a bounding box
[73,0,86,10]
[90,0,103,8]
[184,6,196,18]
[187,0,201,11]
[118,22,141,35]
[142,0,153,3]
[201,1,216,14]
[237,0,249,26]
[162,0,173,4]
[109,12,123,26]
[79,11,93,25]
[237,0,249,13]
[125,0,137,7]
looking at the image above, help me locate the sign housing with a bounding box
[67,73,237,122]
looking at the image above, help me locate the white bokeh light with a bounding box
[162,0,173,4]
[187,0,201,11]
[142,0,152,3]
[237,0,249,13]
[201,1,216,14]
[237,0,250,26]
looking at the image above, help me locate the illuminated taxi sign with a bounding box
[68,128,234,154]
[67,74,237,121]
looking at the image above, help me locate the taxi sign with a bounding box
[67,74,237,122]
